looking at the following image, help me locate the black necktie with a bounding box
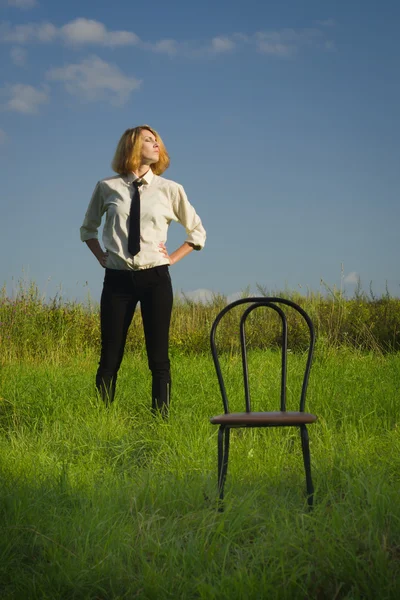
[128,179,143,256]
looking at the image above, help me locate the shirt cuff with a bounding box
[185,233,205,250]
[80,228,98,242]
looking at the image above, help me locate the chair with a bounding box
[209,297,317,507]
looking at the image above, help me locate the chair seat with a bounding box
[210,411,317,426]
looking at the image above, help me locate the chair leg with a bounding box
[300,425,314,508]
[217,426,230,505]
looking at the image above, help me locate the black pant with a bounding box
[96,265,173,411]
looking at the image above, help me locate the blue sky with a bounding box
[1,0,399,303]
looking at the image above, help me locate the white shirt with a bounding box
[80,169,206,271]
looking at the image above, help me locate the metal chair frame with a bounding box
[210,297,317,507]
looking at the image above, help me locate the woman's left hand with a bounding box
[159,242,173,264]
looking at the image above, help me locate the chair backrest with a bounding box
[210,298,315,414]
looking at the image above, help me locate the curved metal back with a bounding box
[210,297,315,414]
[240,303,288,412]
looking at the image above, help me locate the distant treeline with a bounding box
[1,281,399,362]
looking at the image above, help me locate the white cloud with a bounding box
[7,0,37,8]
[150,39,179,56]
[179,289,252,304]
[180,289,251,304]
[164,36,235,58]
[10,45,26,65]
[0,19,333,59]
[254,28,322,57]
[46,55,141,105]
[344,272,359,284]
[60,18,140,47]
[181,289,215,304]
[1,82,49,113]
[0,18,138,46]
[257,40,295,57]
[226,291,244,303]
[0,21,57,43]
[210,36,235,53]
[0,128,7,143]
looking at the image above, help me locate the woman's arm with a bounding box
[159,241,193,265]
[85,238,109,268]
[172,184,206,251]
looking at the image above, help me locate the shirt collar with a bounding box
[128,169,154,186]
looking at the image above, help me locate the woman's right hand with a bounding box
[85,239,109,268]
[98,251,109,268]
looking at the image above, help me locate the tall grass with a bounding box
[1,279,400,363]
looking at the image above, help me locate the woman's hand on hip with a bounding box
[159,241,194,266]
[85,239,109,268]
[98,251,109,268]
[158,243,172,264]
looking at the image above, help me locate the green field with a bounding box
[1,285,400,598]
[1,347,400,599]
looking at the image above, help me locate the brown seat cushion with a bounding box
[210,411,317,426]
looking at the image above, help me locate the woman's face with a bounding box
[140,129,160,164]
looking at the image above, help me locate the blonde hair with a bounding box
[111,125,170,176]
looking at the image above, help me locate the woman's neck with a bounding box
[135,165,151,178]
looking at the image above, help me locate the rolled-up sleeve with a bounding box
[80,182,104,242]
[172,184,206,250]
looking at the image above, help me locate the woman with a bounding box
[80,125,206,415]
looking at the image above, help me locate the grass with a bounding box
[2,279,400,361]
[1,347,400,599]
